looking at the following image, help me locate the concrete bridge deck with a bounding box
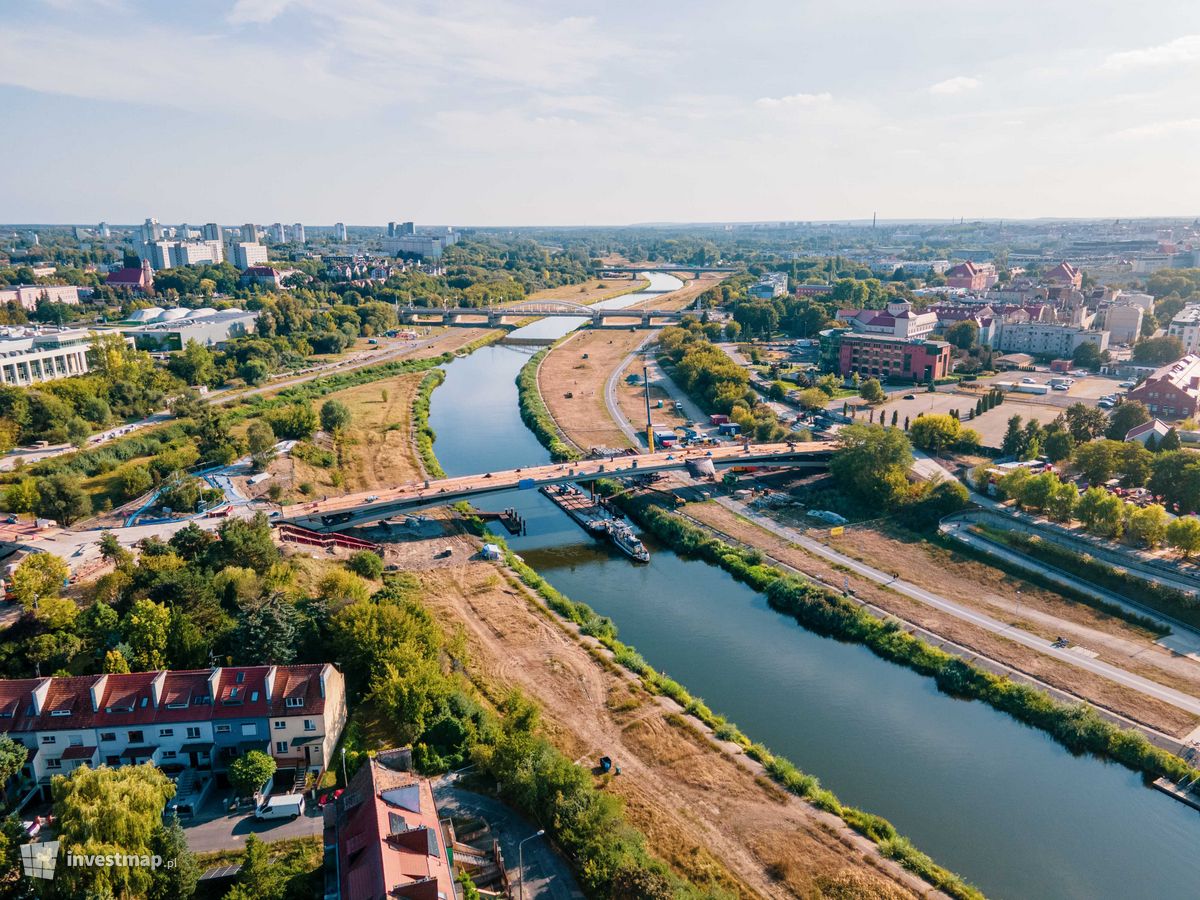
[280,441,833,531]
[400,300,690,329]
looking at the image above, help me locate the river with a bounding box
[425,280,1198,900]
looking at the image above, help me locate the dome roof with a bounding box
[189,308,217,318]
[158,308,191,321]
[128,307,164,322]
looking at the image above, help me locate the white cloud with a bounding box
[1110,117,1200,140]
[1103,34,1200,70]
[928,76,980,95]
[227,0,295,25]
[753,92,833,109]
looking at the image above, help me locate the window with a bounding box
[240,723,256,737]
[105,755,120,766]
[46,758,61,770]
[285,697,304,709]
[250,691,259,703]
[127,731,143,743]
[161,750,176,760]
[186,727,201,740]
[159,728,174,738]
[275,741,288,754]
[40,736,56,745]
[215,725,231,734]
[274,721,286,730]
[69,735,82,747]
[304,720,316,732]
[99,732,116,742]
[50,709,71,717]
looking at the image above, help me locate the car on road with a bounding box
[1020,376,1036,384]
[902,394,916,400]
[365,495,379,503]
[1052,383,1070,391]
[1118,380,1136,388]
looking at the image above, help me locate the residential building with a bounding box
[241,266,300,289]
[1045,261,1083,289]
[398,221,415,236]
[1113,290,1155,312]
[1124,419,1173,446]
[992,321,1108,357]
[794,283,832,297]
[202,223,223,242]
[232,242,269,268]
[97,222,111,238]
[0,285,80,311]
[839,299,938,340]
[1102,303,1143,344]
[141,240,224,269]
[1127,355,1200,420]
[326,749,455,900]
[835,333,952,382]
[381,232,458,259]
[269,223,287,243]
[0,664,346,800]
[0,327,106,385]
[387,222,397,238]
[122,307,259,350]
[142,218,163,242]
[242,223,258,243]
[1168,304,1200,353]
[104,260,154,295]
[747,272,789,299]
[334,222,348,241]
[945,261,998,291]
[292,223,306,244]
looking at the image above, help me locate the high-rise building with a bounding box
[399,221,415,235]
[97,222,110,238]
[270,223,286,243]
[202,223,223,242]
[387,221,397,237]
[242,223,258,243]
[142,218,162,242]
[334,222,347,241]
[233,242,269,268]
[292,223,305,244]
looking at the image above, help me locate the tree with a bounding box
[1116,442,1153,487]
[51,764,176,900]
[34,473,92,525]
[1126,503,1169,548]
[944,319,979,350]
[0,735,27,801]
[148,814,200,900]
[104,648,131,673]
[66,416,91,448]
[1064,403,1107,442]
[1160,427,1182,451]
[724,321,741,341]
[796,388,829,411]
[1105,400,1151,440]
[10,551,68,614]
[232,594,298,665]
[318,569,372,606]
[168,339,218,386]
[229,751,277,799]
[265,403,318,440]
[1071,341,1104,370]
[1042,427,1074,463]
[348,550,384,579]
[1046,480,1079,522]
[239,358,271,386]
[121,464,154,501]
[1073,440,1119,485]
[226,834,282,900]
[1167,516,1200,558]
[121,599,171,671]
[1076,486,1125,537]
[2,478,38,514]
[320,399,352,435]
[214,513,279,573]
[829,424,913,508]
[1149,450,1200,513]
[1133,335,1185,365]
[908,414,963,453]
[247,421,276,472]
[1001,415,1024,457]
[858,378,885,404]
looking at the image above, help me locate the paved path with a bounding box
[432,781,583,900]
[719,498,1200,717]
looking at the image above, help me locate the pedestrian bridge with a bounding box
[279,441,834,531]
[399,300,689,329]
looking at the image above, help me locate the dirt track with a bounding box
[417,558,942,899]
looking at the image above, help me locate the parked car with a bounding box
[1118,380,1136,388]
[1020,376,1036,384]
[902,394,916,400]
[255,794,304,820]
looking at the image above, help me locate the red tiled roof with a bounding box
[105,268,146,286]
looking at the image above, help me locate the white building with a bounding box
[142,218,163,242]
[747,272,789,299]
[0,328,99,385]
[1102,304,1144,344]
[993,321,1109,357]
[334,222,347,241]
[269,223,286,243]
[1168,304,1200,353]
[232,242,269,268]
[202,223,223,242]
[142,240,223,269]
[292,223,305,244]
[381,231,458,259]
[98,222,110,238]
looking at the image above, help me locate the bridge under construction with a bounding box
[280,442,834,532]
[399,299,692,329]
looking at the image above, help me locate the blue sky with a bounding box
[2,0,1199,224]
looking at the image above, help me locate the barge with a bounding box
[540,484,650,563]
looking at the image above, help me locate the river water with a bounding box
[426,281,1198,900]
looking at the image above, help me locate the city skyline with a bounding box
[2,1,1199,223]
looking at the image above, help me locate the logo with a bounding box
[20,841,59,880]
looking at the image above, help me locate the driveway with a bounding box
[432,780,583,900]
[182,793,321,854]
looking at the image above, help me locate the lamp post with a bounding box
[341,747,348,788]
[517,829,545,900]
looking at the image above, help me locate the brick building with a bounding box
[1126,355,1200,420]
[836,333,952,382]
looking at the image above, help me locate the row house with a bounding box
[0,664,347,799]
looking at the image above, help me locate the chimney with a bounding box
[150,671,167,708]
[31,678,51,716]
[90,675,108,712]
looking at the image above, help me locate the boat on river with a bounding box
[606,519,650,563]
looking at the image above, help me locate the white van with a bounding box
[254,794,304,820]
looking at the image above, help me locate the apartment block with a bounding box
[0,284,80,311]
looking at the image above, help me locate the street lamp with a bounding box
[517,829,545,900]
[341,747,348,788]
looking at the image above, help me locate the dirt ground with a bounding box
[538,275,725,451]
[413,553,936,899]
[527,275,650,305]
[683,500,1200,738]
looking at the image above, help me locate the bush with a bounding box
[515,349,579,461]
[347,550,384,579]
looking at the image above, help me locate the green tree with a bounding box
[10,552,68,614]
[0,736,27,801]
[1071,341,1104,370]
[347,550,384,579]
[1166,516,1200,558]
[34,473,92,525]
[1105,400,1151,440]
[1076,486,1125,537]
[829,424,912,508]
[265,403,318,440]
[51,764,176,900]
[1045,480,1079,522]
[65,416,91,448]
[1042,427,1074,463]
[104,648,131,673]
[2,478,38,514]
[121,599,171,670]
[1126,503,1169,548]
[1132,334,1184,365]
[247,421,276,472]
[1149,450,1200,513]
[1001,415,1024,457]
[320,399,353,435]
[908,414,963,453]
[795,388,829,411]
[226,834,282,900]
[148,814,200,900]
[168,339,218,386]
[1160,427,1182,451]
[1073,440,1119,485]
[858,378,885,404]
[1064,403,1107,442]
[120,464,154,501]
[944,319,979,350]
[232,594,298,666]
[214,513,279,573]
[228,751,277,799]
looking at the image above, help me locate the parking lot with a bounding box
[181,792,321,854]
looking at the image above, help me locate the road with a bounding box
[432,781,583,899]
[720,498,1200,718]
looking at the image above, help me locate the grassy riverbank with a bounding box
[516,348,581,461]
[413,369,447,479]
[625,498,1200,788]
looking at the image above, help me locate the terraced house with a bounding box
[0,664,346,802]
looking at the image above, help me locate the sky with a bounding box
[2,0,1200,225]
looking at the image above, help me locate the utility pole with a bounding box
[643,365,653,450]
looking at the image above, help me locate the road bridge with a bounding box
[599,266,739,274]
[400,299,690,329]
[280,442,834,531]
